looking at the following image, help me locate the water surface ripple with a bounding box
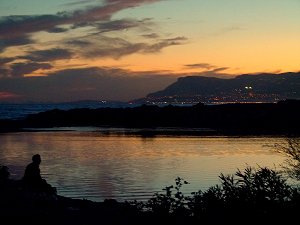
[0,129,286,202]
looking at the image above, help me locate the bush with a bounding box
[144,177,190,216]
[274,138,300,180]
[130,166,299,223]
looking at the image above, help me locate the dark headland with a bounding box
[1,99,300,136]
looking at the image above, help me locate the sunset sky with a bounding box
[0,0,300,102]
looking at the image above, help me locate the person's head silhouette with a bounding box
[32,154,41,165]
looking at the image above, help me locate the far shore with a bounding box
[1,101,300,136]
[0,125,297,138]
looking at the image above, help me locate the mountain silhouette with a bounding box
[133,72,300,103]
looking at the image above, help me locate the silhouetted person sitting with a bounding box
[0,165,10,190]
[0,165,9,182]
[23,154,56,195]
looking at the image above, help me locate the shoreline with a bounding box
[0,126,297,137]
[1,169,299,225]
[1,101,300,136]
[0,101,300,136]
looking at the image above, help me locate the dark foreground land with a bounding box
[1,167,300,225]
[1,100,300,135]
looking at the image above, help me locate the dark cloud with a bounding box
[84,36,145,59]
[70,17,154,33]
[0,57,17,78]
[0,67,177,102]
[96,18,153,33]
[61,0,97,7]
[23,48,73,62]
[183,63,231,78]
[86,44,145,59]
[184,63,229,73]
[0,68,10,78]
[194,70,233,79]
[10,62,52,77]
[0,14,69,39]
[69,18,151,33]
[47,27,69,33]
[0,0,162,42]
[145,36,188,53]
[0,35,33,52]
[0,57,16,66]
[185,63,216,70]
[141,33,160,39]
[66,40,92,47]
[0,0,186,62]
[83,36,187,59]
[212,67,229,73]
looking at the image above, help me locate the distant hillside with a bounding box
[134,72,300,104]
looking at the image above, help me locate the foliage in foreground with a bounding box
[1,165,300,224]
[274,138,300,180]
[128,167,300,222]
[134,138,300,220]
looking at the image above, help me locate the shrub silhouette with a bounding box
[1,163,300,224]
[219,167,292,215]
[145,177,190,216]
[131,166,300,223]
[274,138,300,180]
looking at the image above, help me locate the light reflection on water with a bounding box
[0,129,287,202]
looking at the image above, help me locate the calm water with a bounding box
[0,102,137,119]
[0,129,286,202]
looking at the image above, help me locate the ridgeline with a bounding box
[135,72,300,104]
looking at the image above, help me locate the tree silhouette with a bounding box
[274,138,300,180]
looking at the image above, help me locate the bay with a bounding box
[0,129,286,202]
[0,101,137,120]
